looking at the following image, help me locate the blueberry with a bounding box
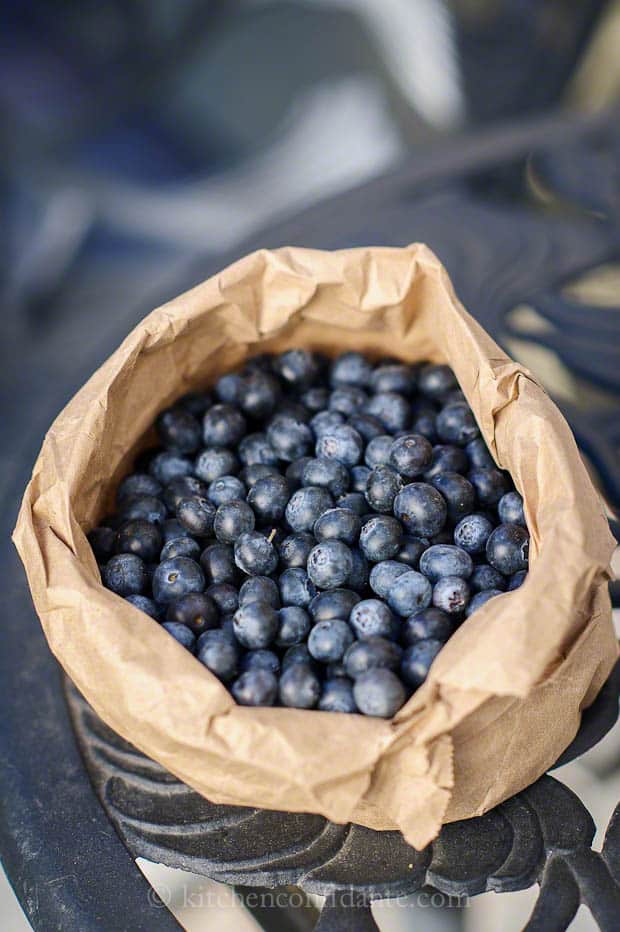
[279,567,316,607]
[498,492,526,527]
[200,543,237,585]
[316,425,364,466]
[319,678,357,713]
[194,448,239,483]
[149,452,194,484]
[423,444,469,481]
[508,569,527,591]
[353,669,406,717]
[308,619,354,662]
[401,639,443,687]
[432,576,470,614]
[166,592,219,634]
[419,544,473,582]
[213,500,255,544]
[202,404,246,447]
[279,664,321,708]
[115,519,163,562]
[161,622,196,652]
[393,483,447,537]
[278,400,312,423]
[302,457,350,497]
[309,588,361,623]
[430,472,475,522]
[301,386,329,411]
[238,371,280,418]
[278,533,315,568]
[239,463,280,487]
[402,608,453,645]
[364,393,410,433]
[330,351,373,387]
[329,386,368,416]
[351,465,371,492]
[178,390,212,416]
[240,649,280,676]
[364,435,393,468]
[470,564,506,592]
[152,557,205,602]
[465,437,495,470]
[215,372,244,404]
[411,410,437,443]
[370,364,416,396]
[238,432,279,467]
[349,599,395,640]
[207,582,239,614]
[232,600,279,649]
[395,536,427,568]
[369,560,409,599]
[88,526,116,562]
[311,409,345,437]
[232,670,278,706]
[247,474,290,523]
[347,413,385,441]
[486,524,529,575]
[365,465,403,513]
[286,486,334,532]
[197,629,239,681]
[120,495,167,526]
[468,468,511,507]
[103,553,148,596]
[234,531,278,576]
[453,513,494,555]
[239,575,280,608]
[346,548,369,591]
[207,475,246,507]
[466,589,504,617]
[435,403,479,446]
[266,415,313,462]
[307,541,354,590]
[344,637,402,679]
[389,434,433,478]
[177,496,216,537]
[161,518,192,543]
[387,570,432,616]
[281,643,314,671]
[156,406,201,453]
[359,515,402,561]
[274,349,319,387]
[314,508,361,545]
[326,662,347,678]
[124,594,163,621]
[335,492,368,516]
[418,364,457,399]
[284,457,311,491]
[276,606,312,647]
[117,472,163,504]
[163,476,208,512]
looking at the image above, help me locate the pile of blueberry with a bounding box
[89,350,529,718]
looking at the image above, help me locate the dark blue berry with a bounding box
[330,351,373,387]
[307,541,354,590]
[194,448,239,483]
[213,500,255,544]
[311,409,345,437]
[401,639,443,687]
[365,465,403,514]
[104,553,148,596]
[88,526,116,562]
[468,468,511,507]
[152,557,205,602]
[465,437,495,469]
[274,349,319,387]
[319,678,357,713]
[508,569,527,591]
[370,364,416,396]
[286,486,333,532]
[314,508,361,545]
[402,608,453,645]
[215,372,243,404]
[238,432,279,467]
[207,475,246,507]
[115,519,162,562]
[418,364,457,399]
[430,472,475,521]
[177,496,216,536]
[344,637,402,679]
[301,386,329,411]
[166,592,218,634]
[432,576,470,614]
[309,588,361,623]
[285,457,312,490]
[335,492,368,515]
[161,518,192,543]
[435,403,479,446]
[279,664,320,708]
[353,669,406,717]
[240,650,280,675]
[369,560,409,599]
[498,492,526,527]
[232,670,278,706]
[120,495,167,526]
[156,407,201,453]
[238,371,280,418]
[239,463,279,487]
[364,435,392,468]
[239,575,280,608]
[247,475,290,523]
[364,392,410,433]
[278,400,312,423]
[117,472,163,504]
[124,594,163,620]
[316,425,364,466]
[466,589,504,617]
[207,582,239,614]
[347,413,385,441]
[279,568,316,607]
[423,444,469,481]
[389,434,433,478]
[393,483,447,537]
[149,452,194,484]
[161,622,196,652]
[419,544,473,582]
[278,533,315,568]
[349,599,395,640]
[276,606,312,647]
[329,386,368,416]
[178,390,212,416]
[346,548,369,590]
[387,570,432,616]
[453,513,494,555]
[302,457,350,497]
[234,531,278,576]
[486,524,529,575]
[359,515,402,561]
[308,619,354,662]
[197,629,239,681]
[232,600,279,649]
[200,543,237,585]
[202,404,246,447]
[266,415,313,462]
[395,536,427,567]
[163,476,208,512]
[470,564,506,592]
[351,465,371,492]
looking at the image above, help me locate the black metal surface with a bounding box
[1,107,619,931]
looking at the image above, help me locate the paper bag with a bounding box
[13,244,618,849]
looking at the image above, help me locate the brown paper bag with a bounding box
[13,244,618,849]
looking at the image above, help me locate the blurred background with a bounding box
[1,1,620,930]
